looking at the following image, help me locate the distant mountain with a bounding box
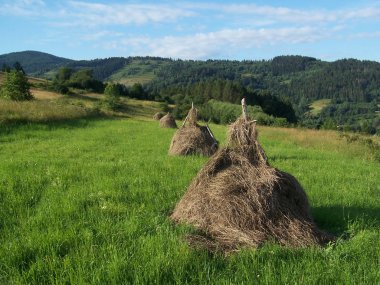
[0,51,73,75]
[0,50,169,81]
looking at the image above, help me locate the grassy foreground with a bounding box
[0,117,379,284]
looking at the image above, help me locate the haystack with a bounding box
[169,106,218,156]
[171,99,334,252]
[159,113,177,128]
[153,112,164,120]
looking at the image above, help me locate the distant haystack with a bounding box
[159,113,177,128]
[153,112,164,120]
[169,106,218,156]
[171,99,334,252]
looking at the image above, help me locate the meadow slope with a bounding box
[0,117,379,284]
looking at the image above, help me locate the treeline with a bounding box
[300,100,379,134]
[271,55,318,75]
[50,67,105,93]
[157,79,296,123]
[147,57,380,105]
[144,56,379,134]
[273,59,380,104]
[64,57,130,81]
[198,100,288,126]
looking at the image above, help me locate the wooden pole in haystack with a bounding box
[241,98,248,121]
[181,102,195,128]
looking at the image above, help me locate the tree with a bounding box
[0,70,33,100]
[56,67,73,82]
[13,61,25,74]
[103,83,121,110]
[129,83,146,99]
[68,69,104,93]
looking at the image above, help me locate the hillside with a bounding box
[1,51,379,133]
[0,51,73,75]
[2,51,380,104]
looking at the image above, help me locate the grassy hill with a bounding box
[107,59,170,86]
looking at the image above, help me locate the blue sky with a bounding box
[1,0,380,61]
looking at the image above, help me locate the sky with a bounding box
[1,0,380,61]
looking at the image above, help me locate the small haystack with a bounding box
[171,99,334,252]
[169,105,218,156]
[153,112,164,120]
[159,113,177,128]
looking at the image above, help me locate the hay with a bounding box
[153,112,164,120]
[171,116,334,251]
[159,113,177,128]
[169,107,218,156]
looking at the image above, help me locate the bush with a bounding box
[103,83,121,110]
[0,70,33,101]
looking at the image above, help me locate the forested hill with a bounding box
[147,57,380,105]
[0,51,73,74]
[2,51,379,104]
[1,51,379,133]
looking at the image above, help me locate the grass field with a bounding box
[0,112,379,284]
[308,99,332,116]
[107,59,169,86]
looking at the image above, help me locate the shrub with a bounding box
[103,83,121,110]
[0,70,33,101]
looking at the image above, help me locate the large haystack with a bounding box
[169,106,218,156]
[159,113,177,128]
[171,101,334,252]
[153,112,164,120]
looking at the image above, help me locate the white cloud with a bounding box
[0,0,195,26]
[81,30,124,41]
[2,1,380,27]
[2,0,380,60]
[184,2,380,25]
[0,0,46,16]
[64,1,194,26]
[348,31,380,39]
[111,26,331,59]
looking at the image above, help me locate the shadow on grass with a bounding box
[312,205,380,236]
[0,113,116,137]
[68,92,101,102]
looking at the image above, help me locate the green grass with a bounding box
[107,59,169,86]
[0,94,165,125]
[0,118,379,284]
[308,99,332,116]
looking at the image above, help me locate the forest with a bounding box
[1,52,379,134]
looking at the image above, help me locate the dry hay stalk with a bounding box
[169,107,218,156]
[171,116,334,251]
[153,112,164,120]
[159,113,177,128]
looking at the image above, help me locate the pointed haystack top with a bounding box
[159,113,177,128]
[169,104,218,156]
